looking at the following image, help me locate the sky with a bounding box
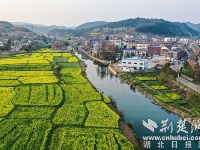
[1,0,200,27]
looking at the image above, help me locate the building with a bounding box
[125,41,136,49]
[147,45,163,55]
[123,48,147,57]
[11,45,22,51]
[121,57,148,71]
[123,48,137,57]
[90,38,100,46]
[137,49,147,57]
[136,43,148,50]
[0,41,4,47]
[110,40,122,48]
[179,38,189,44]
[164,37,176,42]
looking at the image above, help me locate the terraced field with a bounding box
[0,48,134,150]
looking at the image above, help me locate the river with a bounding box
[79,54,200,150]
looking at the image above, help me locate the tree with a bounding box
[105,36,109,41]
[64,41,69,46]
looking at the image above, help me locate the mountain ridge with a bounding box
[12,22,71,35]
[48,18,199,37]
[184,22,200,33]
[75,21,108,30]
[0,21,35,36]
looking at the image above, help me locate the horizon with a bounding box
[0,0,200,27]
[6,17,200,28]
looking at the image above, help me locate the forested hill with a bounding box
[135,21,199,37]
[0,21,32,33]
[47,18,199,37]
[75,21,108,30]
[100,18,199,37]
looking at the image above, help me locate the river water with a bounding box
[79,54,200,150]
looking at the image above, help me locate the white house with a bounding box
[179,38,189,44]
[121,57,148,71]
[137,49,147,57]
[11,45,22,51]
[0,41,4,47]
[110,40,122,48]
[136,43,148,50]
[123,48,137,56]
[164,37,176,42]
[123,48,147,57]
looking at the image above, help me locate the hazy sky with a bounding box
[1,0,200,27]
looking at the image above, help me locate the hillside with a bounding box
[185,22,200,33]
[75,21,108,30]
[102,18,163,28]
[0,21,35,38]
[0,21,31,33]
[12,22,70,35]
[99,18,199,37]
[47,18,199,37]
[136,21,199,37]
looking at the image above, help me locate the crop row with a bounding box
[0,71,54,77]
[9,106,55,119]
[0,87,15,117]
[68,56,79,62]
[85,101,120,128]
[0,64,52,71]
[18,76,58,84]
[0,79,20,86]
[52,84,101,126]
[13,84,63,106]
[61,68,86,83]
[136,76,157,81]
[0,119,52,150]
[49,127,134,150]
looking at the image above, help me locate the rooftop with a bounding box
[122,57,148,62]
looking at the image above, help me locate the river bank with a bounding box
[79,49,110,65]
[117,73,199,126]
[80,59,141,150]
[107,62,199,124]
[79,53,200,150]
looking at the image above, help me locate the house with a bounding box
[137,49,147,57]
[110,40,122,48]
[147,45,163,55]
[161,46,170,55]
[0,41,4,47]
[164,37,176,42]
[125,41,136,49]
[121,57,148,71]
[180,38,189,44]
[136,43,148,50]
[51,42,67,50]
[123,48,147,58]
[11,45,22,51]
[123,48,137,57]
[90,38,100,46]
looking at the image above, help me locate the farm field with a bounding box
[0,48,133,150]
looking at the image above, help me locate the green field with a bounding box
[0,48,134,149]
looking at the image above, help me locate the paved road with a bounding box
[177,77,200,92]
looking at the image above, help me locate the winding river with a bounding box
[79,54,200,150]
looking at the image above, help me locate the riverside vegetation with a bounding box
[119,63,200,118]
[0,48,134,150]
